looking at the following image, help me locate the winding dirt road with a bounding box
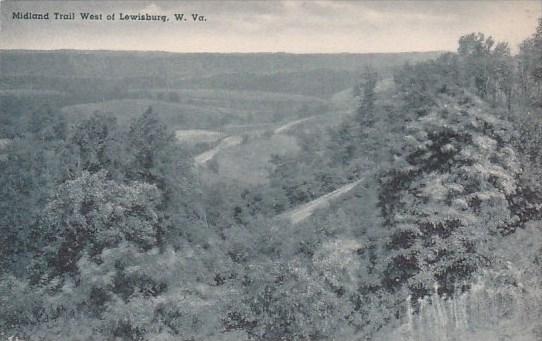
[277,178,364,225]
[273,116,316,134]
[194,135,243,165]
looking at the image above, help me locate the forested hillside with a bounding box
[1,18,542,341]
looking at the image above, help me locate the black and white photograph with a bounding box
[1,0,542,340]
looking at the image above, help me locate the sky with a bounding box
[0,0,541,53]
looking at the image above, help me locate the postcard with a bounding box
[1,1,541,340]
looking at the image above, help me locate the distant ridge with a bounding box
[0,49,443,80]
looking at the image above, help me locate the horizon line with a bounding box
[0,48,451,55]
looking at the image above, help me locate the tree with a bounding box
[356,67,378,127]
[68,113,126,179]
[126,107,203,246]
[518,17,542,103]
[328,121,357,166]
[32,170,161,278]
[492,42,514,110]
[27,105,67,143]
[458,33,495,99]
[0,138,62,274]
[378,90,522,298]
[532,17,542,94]
[127,107,174,184]
[518,38,536,101]
[0,107,67,274]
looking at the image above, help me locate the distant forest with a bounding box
[1,18,542,341]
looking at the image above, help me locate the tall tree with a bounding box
[533,17,542,94]
[492,42,514,110]
[126,107,202,245]
[458,33,495,99]
[356,68,378,127]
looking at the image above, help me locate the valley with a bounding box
[1,32,542,341]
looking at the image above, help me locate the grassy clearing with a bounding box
[200,134,300,186]
[175,129,225,146]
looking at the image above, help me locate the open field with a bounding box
[175,129,225,146]
[200,134,300,185]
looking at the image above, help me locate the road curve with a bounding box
[194,135,243,165]
[274,117,316,134]
[277,178,364,225]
